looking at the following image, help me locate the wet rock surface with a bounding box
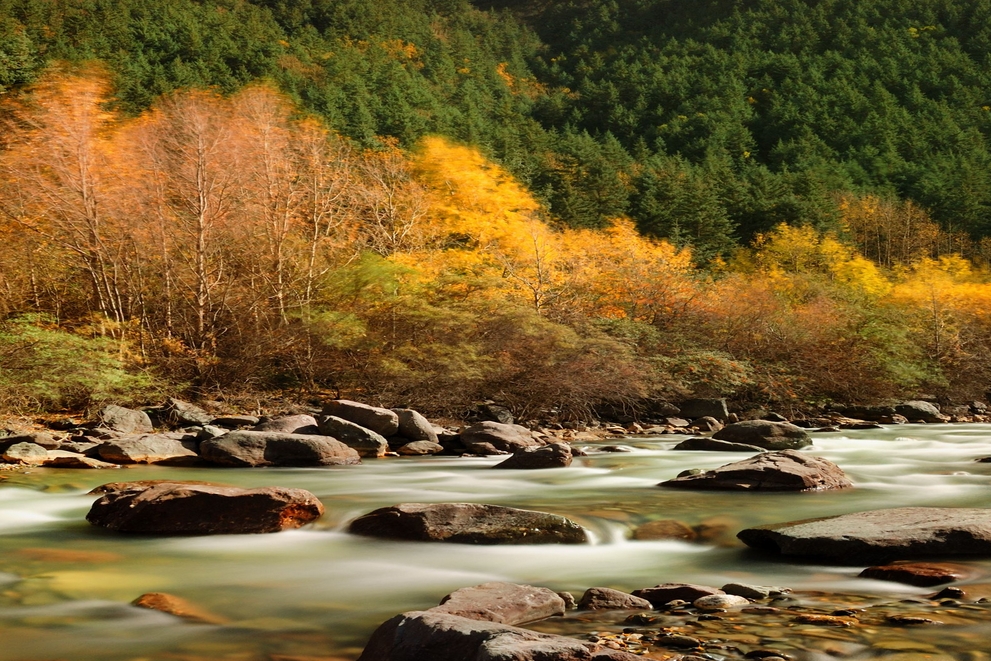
[199,430,361,467]
[859,561,971,586]
[578,588,654,611]
[433,582,567,625]
[738,507,991,563]
[660,450,852,492]
[493,442,573,469]
[711,420,812,450]
[86,482,325,534]
[348,502,588,544]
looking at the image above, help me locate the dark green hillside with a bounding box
[3,0,991,256]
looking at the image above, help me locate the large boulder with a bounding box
[317,415,388,457]
[671,437,766,453]
[738,507,991,563]
[577,588,653,611]
[97,434,201,466]
[679,398,728,421]
[2,442,50,464]
[493,443,572,469]
[86,482,324,534]
[461,422,543,454]
[433,582,566,625]
[161,398,214,426]
[630,583,723,607]
[96,405,153,434]
[200,431,360,467]
[711,420,812,450]
[348,503,587,545]
[895,400,947,423]
[397,441,444,456]
[252,414,320,435]
[322,400,399,436]
[393,408,439,443]
[659,450,851,492]
[357,610,641,661]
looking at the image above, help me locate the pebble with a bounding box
[694,594,749,611]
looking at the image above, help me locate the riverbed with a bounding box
[1,424,990,660]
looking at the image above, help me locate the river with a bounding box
[1,424,990,660]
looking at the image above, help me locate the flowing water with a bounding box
[1,424,991,660]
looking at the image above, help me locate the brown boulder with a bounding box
[432,582,566,625]
[493,443,572,469]
[348,503,587,545]
[252,414,320,434]
[86,482,324,534]
[738,507,991,564]
[630,583,723,607]
[321,400,399,436]
[199,431,360,467]
[97,434,201,466]
[859,561,971,587]
[577,588,653,611]
[711,420,811,450]
[461,421,543,454]
[659,450,852,492]
[357,610,641,661]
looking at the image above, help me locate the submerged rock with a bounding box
[859,561,970,586]
[348,503,587,544]
[200,430,360,467]
[711,420,812,450]
[738,507,991,563]
[659,450,852,492]
[132,592,227,624]
[357,610,641,661]
[87,482,324,534]
[631,519,697,541]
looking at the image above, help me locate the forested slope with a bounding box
[2,0,991,257]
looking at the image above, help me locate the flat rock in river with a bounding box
[348,503,587,544]
[357,610,641,661]
[461,421,544,454]
[711,420,812,450]
[432,582,566,625]
[493,443,572,469]
[672,437,767,453]
[200,431,360,467]
[86,483,324,534]
[738,507,991,563]
[659,450,852,492]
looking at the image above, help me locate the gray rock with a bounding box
[200,430,361,467]
[841,404,896,421]
[630,584,723,607]
[96,405,153,434]
[348,503,587,544]
[721,583,774,599]
[693,594,749,610]
[660,450,851,492]
[357,610,641,661]
[86,482,324,534]
[690,416,723,432]
[397,441,444,456]
[478,403,515,425]
[317,415,388,457]
[738,507,991,563]
[211,415,260,429]
[252,414,320,435]
[711,420,812,450]
[322,400,399,436]
[162,398,214,426]
[393,408,438,442]
[433,582,566,625]
[60,440,101,456]
[493,443,572,469]
[195,425,227,440]
[679,398,729,421]
[1,432,59,450]
[578,588,653,611]
[42,453,119,469]
[672,437,767,453]
[461,421,543,454]
[2,442,49,464]
[98,434,201,466]
[895,400,946,423]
